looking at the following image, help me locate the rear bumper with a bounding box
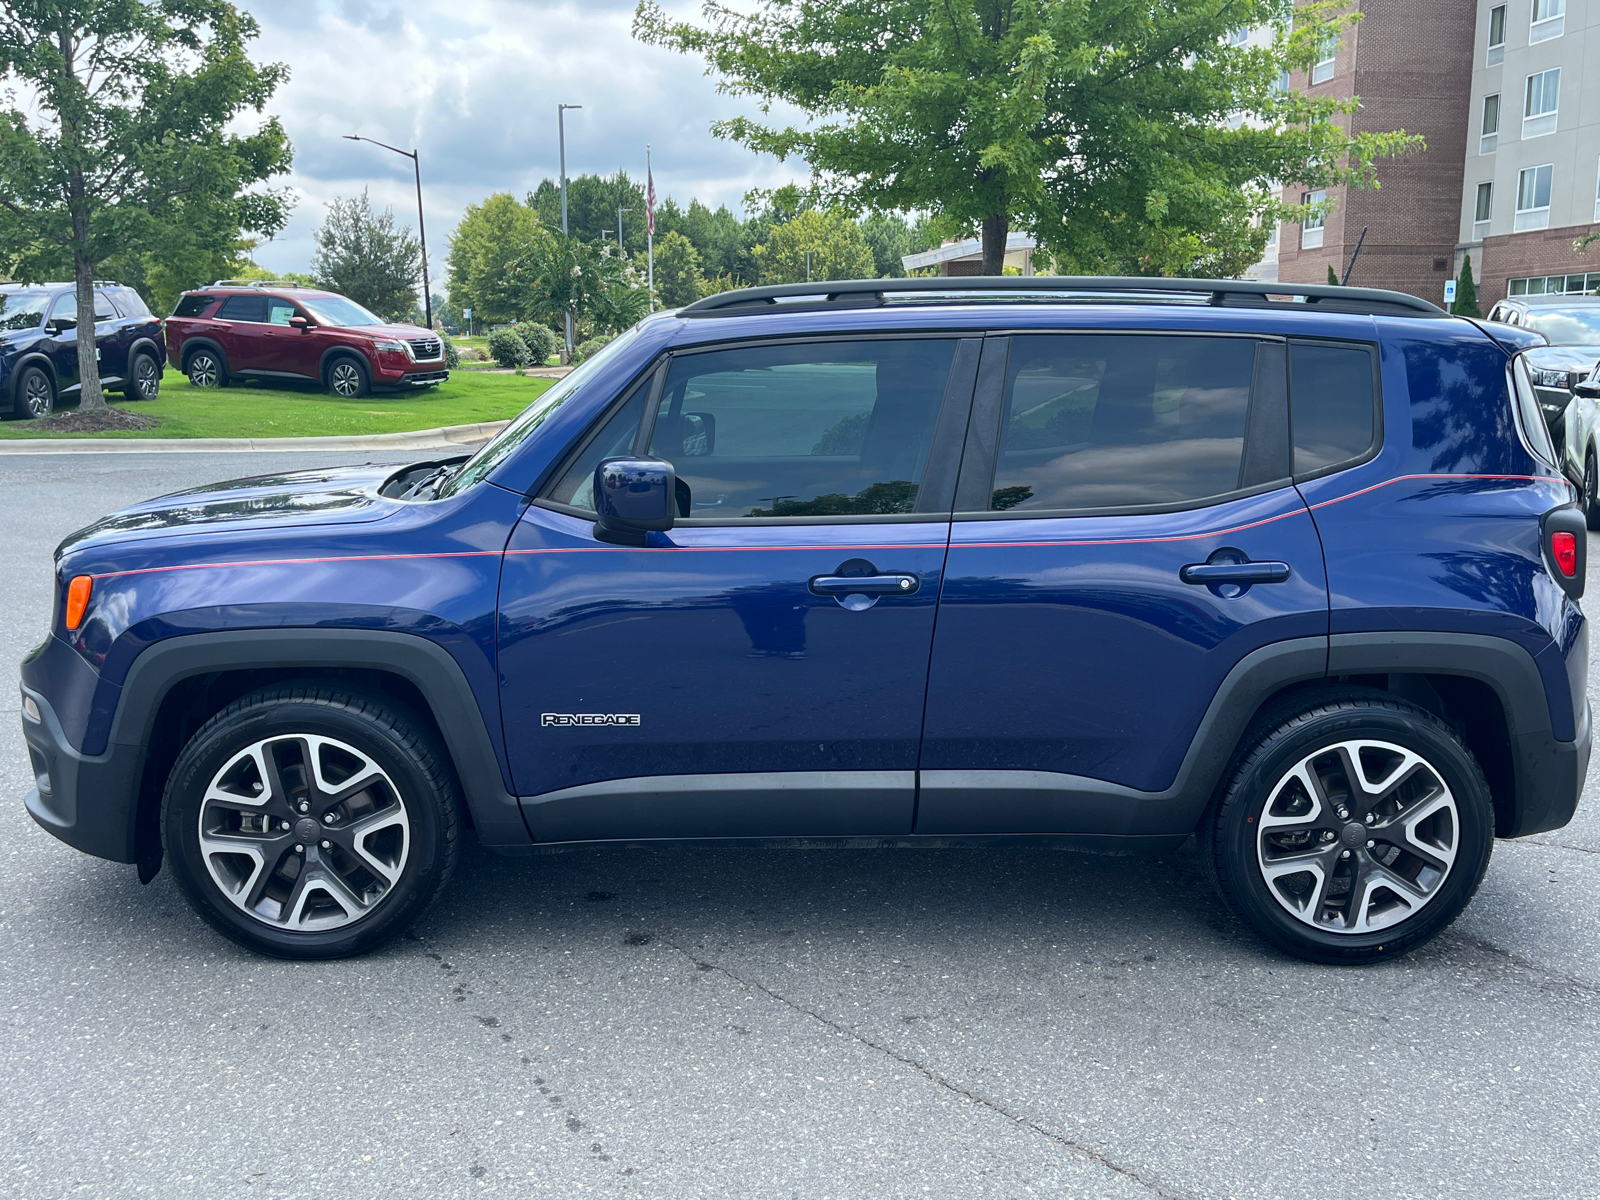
[20,683,142,863]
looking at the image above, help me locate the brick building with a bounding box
[1275,0,1478,304]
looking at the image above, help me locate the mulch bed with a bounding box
[33,406,156,434]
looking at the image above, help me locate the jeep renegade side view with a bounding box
[20,278,1590,964]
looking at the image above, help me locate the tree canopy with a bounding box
[636,0,1422,276]
[0,0,291,408]
[752,209,876,283]
[445,192,544,325]
[310,190,422,322]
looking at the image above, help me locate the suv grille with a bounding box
[409,337,443,360]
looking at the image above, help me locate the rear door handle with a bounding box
[808,573,920,596]
[1179,561,1291,584]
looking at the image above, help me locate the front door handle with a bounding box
[1179,561,1291,585]
[808,573,920,596]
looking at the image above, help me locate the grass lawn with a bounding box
[0,366,555,440]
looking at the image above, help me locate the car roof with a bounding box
[1501,294,1600,308]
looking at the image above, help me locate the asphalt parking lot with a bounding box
[3,451,1599,1200]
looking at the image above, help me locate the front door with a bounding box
[498,336,980,841]
[260,295,323,378]
[918,332,1330,836]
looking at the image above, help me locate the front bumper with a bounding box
[20,682,143,863]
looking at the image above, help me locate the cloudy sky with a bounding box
[244,0,800,286]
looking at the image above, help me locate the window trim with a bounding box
[1287,338,1385,485]
[949,330,1306,523]
[1487,3,1507,63]
[1515,163,1554,230]
[533,332,983,528]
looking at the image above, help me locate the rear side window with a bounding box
[1289,342,1378,475]
[172,295,216,318]
[217,294,268,322]
[112,287,152,318]
[92,291,117,322]
[645,339,957,518]
[987,334,1257,512]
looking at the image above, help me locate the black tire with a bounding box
[161,683,460,959]
[327,355,369,398]
[1203,691,1493,964]
[1584,449,1600,532]
[185,348,226,389]
[123,351,162,401]
[8,364,54,420]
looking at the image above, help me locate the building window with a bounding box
[1480,93,1500,155]
[1311,30,1337,84]
[1531,0,1565,42]
[1273,69,1291,93]
[1594,160,1600,223]
[1229,27,1250,45]
[1302,189,1326,249]
[1510,273,1600,297]
[1474,182,1494,239]
[1488,4,1506,64]
[1524,68,1560,138]
[1516,164,1553,231]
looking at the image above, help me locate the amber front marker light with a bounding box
[64,576,93,631]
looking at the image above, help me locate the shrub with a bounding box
[441,331,461,370]
[487,327,530,368]
[517,323,558,365]
[571,334,615,365]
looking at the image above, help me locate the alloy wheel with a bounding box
[21,372,51,418]
[330,361,364,397]
[1255,739,1459,934]
[188,354,220,388]
[197,734,410,931]
[1587,453,1598,519]
[134,355,160,399]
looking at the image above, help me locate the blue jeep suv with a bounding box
[18,278,1590,963]
[1,282,166,417]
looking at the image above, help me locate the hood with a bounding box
[342,323,436,341]
[1524,344,1600,375]
[56,463,405,559]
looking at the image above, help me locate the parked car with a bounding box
[21,278,1588,966]
[1486,294,1600,453]
[0,282,165,419]
[162,281,448,398]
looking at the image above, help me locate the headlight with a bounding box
[1532,368,1568,387]
[371,338,409,356]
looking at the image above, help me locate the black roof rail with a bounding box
[676,276,1447,319]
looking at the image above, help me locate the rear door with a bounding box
[92,289,129,383]
[213,293,271,372]
[498,335,979,841]
[917,331,1330,836]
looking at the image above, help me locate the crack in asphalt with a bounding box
[1519,836,1600,856]
[654,934,1192,1200]
[1444,930,1600,998]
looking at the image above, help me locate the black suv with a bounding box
[0,283,166,418]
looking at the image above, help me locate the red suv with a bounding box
[164,282,448,397]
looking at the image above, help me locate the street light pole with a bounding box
[558,103,582,362]
[343,134,432,330]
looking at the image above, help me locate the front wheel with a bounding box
[327,356,369,398]
[161,684,460,959]
[9,365,54,420]
[1204,692,1493,964]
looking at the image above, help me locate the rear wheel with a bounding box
[1204,692,1493,964]
[327,356,369,398]
[124,352,161,401]
[185,349,226,389]
[161,684,459,959]
[8,365,53,420]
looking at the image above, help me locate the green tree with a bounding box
[0,0,291,409]
[637,0,1421,277]
[529,171,649,254]
[652,230,704,307]
[753,210,876,283]
[588,250,654,333]
[310,190,421,321]
[446,193,544,325]
[860,212,937,278]
[503,231,601,360]
[1456,254,1481,317]
[1327,264,1340,285]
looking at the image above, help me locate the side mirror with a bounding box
[48,317,76,334]
[594,456,676,546]
[289,316,309,332]
[1574,378,1600,400]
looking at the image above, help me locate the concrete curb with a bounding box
[0,420,511,455]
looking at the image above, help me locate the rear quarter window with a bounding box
[172,295,217,318]
[1289,342,1379,477]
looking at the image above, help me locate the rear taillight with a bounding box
[1553,531,1579,577]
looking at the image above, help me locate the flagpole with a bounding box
[646,144,655,311]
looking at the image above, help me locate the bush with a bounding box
[517,323,558,365]
[487,327,530,368]
[571,334,615,365]
[441,331,461,370]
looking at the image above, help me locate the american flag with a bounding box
[646,162,656,237]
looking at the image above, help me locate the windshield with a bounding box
[1523,307,1600,344]
[299,294,386,327]
[438,325,647,498]
[0,291,51,331]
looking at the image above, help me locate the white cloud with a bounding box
[242,0,804,285]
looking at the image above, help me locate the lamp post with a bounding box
[558,103,582,361]
[343,135,432,330]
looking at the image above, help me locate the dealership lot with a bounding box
[2,452,1599,1200]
